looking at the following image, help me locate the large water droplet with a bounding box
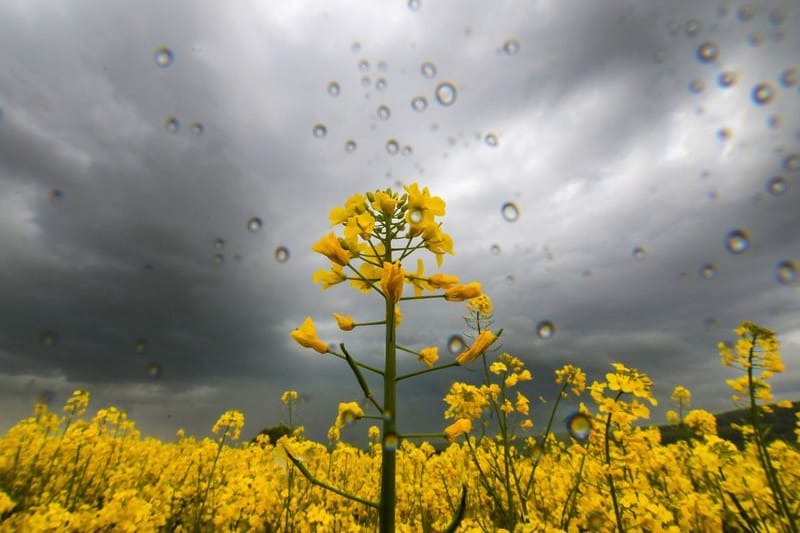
[718,70,738,88]
[566,412,591,441]
[503,39,520,55]
[725,229,750,254]
[700,263,718,279]
[383,433,399,451]
[411,96,428,112]
[775,260,797,285]
[435,81,457,106]
[537,321,555,340]
[696,42,719,63]
[40,330,57,346]
[153,46,174,68]
[501,202,519,222]
[386,139,400,155]
[327,81,340,96]
[632,247,647,261]
[421,62,436,79]
[766,176,787,196]
[377,105,391,120]
[485,133,498,147]
[447,335,465,354]
[247,217,263,232]
[312,124,327,138]
[274,246,290,263]
[345,140,357,153]
[163,116,180,133]
[751,83,775,105]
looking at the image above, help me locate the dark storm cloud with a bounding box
[1,0,798,444]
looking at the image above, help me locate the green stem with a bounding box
[605,391,625,533]
[380,230,397,533]
[284,448,379,509]
[327,350,384,375]
[340,343,383,413]
[396,362,460,382]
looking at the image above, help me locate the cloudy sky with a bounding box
[1,0,798,445]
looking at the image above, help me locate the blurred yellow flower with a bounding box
[429,273,460,289]
[444,281,482,301]
[444,418,472,442]
[455,330,497,365]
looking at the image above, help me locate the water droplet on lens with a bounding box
[147,362,162,378]
[751,83,775,105]
[164,116,180,133]
[501,202,519,222]
[490,244,501,255]
[190,122,204,136]
[505,274,515,284]
[737,4,755,22]
[769,7,787,25]
[274,246,290,263]
[50,189,64,201]
[718,70,737,88]
[775,260,798,285]
[503,39,520,55]
[40,330,57,346]
[358,59,370,72]
[411,96,428,112]
[401,145,412,156]
[134,338,148,353]
[537,321,555,340]
[485,133,498,147]
[247,217,263,232]
[386,139,400,155]
[312,124,327,138]
[36,390,55,406]
[717,128,732,141]
[566,412,591,440]
[530,443,544,461]
[780,68,798,88]
[351,42,361,54]
[783,154,800,172]
[435,81,457,106]
[447,334,465,354]
[696,42,718,63]
[689,79,705,93]
[327,81,340,96]
[383,433,399,451]
[345,140,357,153]
[408,0,421,11]
[377,105,391,120]
[361,76,371,88]
[213,253,224,265]
[421,61,436,79]
[375,77,387,91]
[748,32,764,46]
[632,247,647,261]
[767,176,787,195]
[409,208,423,223]
[214,238,225,250]
[725,229,750,254]
[684,19,702,37]
[153,46,174,68]
[700,263,717,279]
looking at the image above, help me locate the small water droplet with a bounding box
[386,139,400,155]
[748,32,764,46]
[153,46,174,68]
[503,39,520,55]
[401,145,412,156]
[737,4,756,22]
[360,76,371,88]
[147,362,162,379]
[383,433,399,451]
[190,122,204,136]
[783,154,799,172]
[717,128,732,141]
[447,334,465,354]
[134,338,148,353]
[50,189,64,201]
[767,176,787,195]
[485,133,498,147]
[377,105,391,120]
[537,321,555,340]
[490,244,501,255]
[696,42,718,63]
[718,70,738,88]
[214,238,225,250]
[345,140,357,153]
[684,18,702,37]
[213,253,225,265]
[351,42,361,54]
[632,247,647,261]
[375,77,387,91]
[751,83,775,105]
[700,263,718,279]
[274,246,290,263]
[40,330,57,346]
[779,68,798,88]
[411,96,428,112]
[435,81,457,106]
[421,61,436,79]
[247,217,263,232]
[505,274,515,284]
[312,124,327,138]
[566,412,591,440]
[689,79,705,93]
[163,116,180,133]
[775,260,798,285]
[358,59,370,72]
[327,81,341,96]
[408,0,421,11]
[769,7,787,25]
[767,115,781,129]
[501,202,519,222]
[36,390,55,406]
[725,229,750,254]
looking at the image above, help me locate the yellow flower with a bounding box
[380,260,404,303]
[444,418,472,442]
[372,190,398,217]
[281,390,298,405]
[336,401,364,426]
[64,389,90,416]
[312,233,350,266]
[685,409,717,436]
[515,392,530,415]
[212,410,245,441]
[312,264,346,289]
[394,305,403,327]
[290,317,329,354]
[404,183,446,236]
[444,281,482,301]
[505,374,519,388]
[418,347,439,368]
[408,259,433,297]
[350,262,382,292]
[343,211,376,241]
[456,330,497,365]
[429,273,460,289]
[332,312,355,331]
[490,361,507,375]
[671,385,692,405]
[666,410,680,425]
[520,419,533,430]
[329,193,367,225]
[467,294,493,315]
